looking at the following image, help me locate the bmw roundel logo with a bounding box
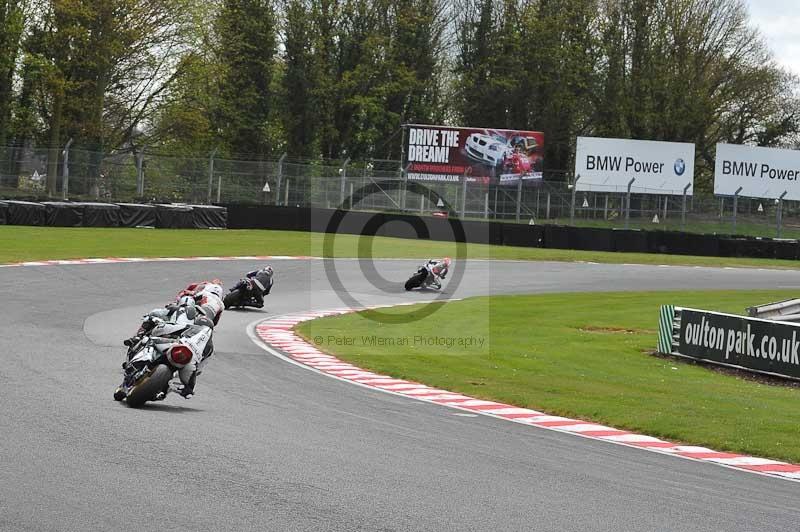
[674,159,686,176]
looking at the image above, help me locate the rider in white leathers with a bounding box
[424,257,451,289]
[120,280,224,400]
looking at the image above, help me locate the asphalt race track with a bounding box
[1,258,799,531]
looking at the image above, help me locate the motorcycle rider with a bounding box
[424,257,451,289]
[118,279,225,400]
[240,266,274,308]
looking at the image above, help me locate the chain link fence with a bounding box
[1,144,800,238]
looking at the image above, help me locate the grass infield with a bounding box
[297,290,800,463]
[2,225,800,269]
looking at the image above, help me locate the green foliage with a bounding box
[215,0,278,157]
[0,0,796,192]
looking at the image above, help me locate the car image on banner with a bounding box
[404,124,544,185]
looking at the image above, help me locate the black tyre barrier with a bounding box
[646,231,720,257]
[1,197,796,261]
[43,201,84,227]
[5,200,46,226]
[118,203,157,228]
[502,223,544,248]
[226,205,310,231]
[611,229,649,253]
[774,241,800,261]
[81,202,120,227]
[155,204,194,229]
[189,205,227,229]
[222,204,800,261]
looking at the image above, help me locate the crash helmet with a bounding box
[443,257,452,267]
[205,281,223,299]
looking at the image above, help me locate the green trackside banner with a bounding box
[677,308,800,379]
[657,305,675,354]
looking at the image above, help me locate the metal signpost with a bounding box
[732,186,743,233]
[625,178,635,229]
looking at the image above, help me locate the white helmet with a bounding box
[205,282,223,299]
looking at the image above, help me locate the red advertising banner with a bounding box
[403,124,544,184]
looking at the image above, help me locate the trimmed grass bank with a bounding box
[2,226,800,269]
[297,290,800,463]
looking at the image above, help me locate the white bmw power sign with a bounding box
[714,143,800,200]
[575,137,695,195]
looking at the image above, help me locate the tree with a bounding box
[18,0,190,194]
[282,0,317,158]
[0,0,27,147]
[215,0,278,157]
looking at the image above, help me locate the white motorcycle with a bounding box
[404,258,451,291]
[114,304,212,407]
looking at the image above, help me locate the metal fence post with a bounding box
[460,175,467,219]
[207,148,218,204]
[61,138,73,200]
[515,176,523,222]
[339,158,350,206]
[681,183,690,231]
[546,192,551,219]
[625,178,635,229]
[732,186,743,234]
[484,192,489,219]
[401,163,410,211]
[284,178,290,206]
[349,182,354,210]
[570,175,581,225]
[275,153,286,206]
[135,150,145,197]
[777,191,788,238]
[216,173,222,203]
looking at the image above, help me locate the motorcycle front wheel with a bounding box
[223,289,243,309]
[404,270,428,291]
[125,364,173,408]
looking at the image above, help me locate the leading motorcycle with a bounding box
[404,259,450,291]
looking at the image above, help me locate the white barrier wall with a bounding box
[575,137,695,195]
[714,143,800,200]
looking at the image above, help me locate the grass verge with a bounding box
[297,290,800,463]
[2,225,800,269]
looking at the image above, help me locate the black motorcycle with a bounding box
[405,264,440,291]
[224,278,269,309]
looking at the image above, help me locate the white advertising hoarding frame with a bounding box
[574,137,695,195]
[714,143,800,201]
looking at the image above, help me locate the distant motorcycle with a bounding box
[404,258,450,291]
[114,305,212,407]
[224,267,274,309]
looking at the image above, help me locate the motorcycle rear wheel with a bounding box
[125,365,173,408]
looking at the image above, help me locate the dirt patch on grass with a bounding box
[580,326,656,335]
[650,351,800,389]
